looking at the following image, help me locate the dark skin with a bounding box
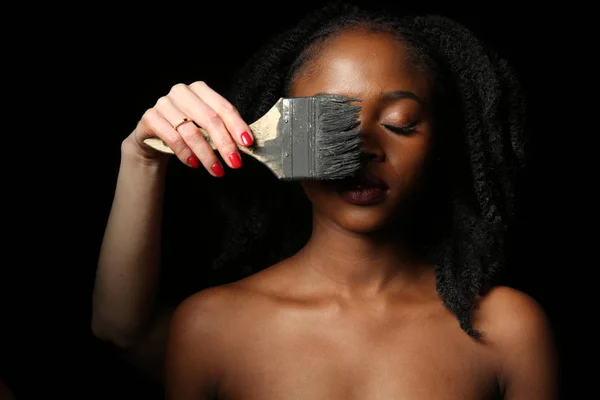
[165,29,557,400]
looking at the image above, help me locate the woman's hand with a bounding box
[124,81,254,176]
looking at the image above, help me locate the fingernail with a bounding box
[241,131,253,146]
[228,152,242,169]
[187,155,200,168]
[211,162,225,177]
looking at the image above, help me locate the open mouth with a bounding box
[336,172,390,205]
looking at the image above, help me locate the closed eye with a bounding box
[383,123,418,135]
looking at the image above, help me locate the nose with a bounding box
[359,125,386,163]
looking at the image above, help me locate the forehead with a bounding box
[290,29,431,101]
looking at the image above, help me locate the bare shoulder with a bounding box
[475,286,558,399]
[173,284,244,318]
[166,285,241,358]
[476,286,553,344]
[165,283,265,397]
[168,268,289,346]
[169,282,259,340]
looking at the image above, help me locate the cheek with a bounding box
[300,181,329,202]
[388,132,434,185]
[300,181,343,213]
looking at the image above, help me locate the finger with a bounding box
[188,81,254,147]
[155,96,225,177]
[168,84,242,170]
[138,107,197,168]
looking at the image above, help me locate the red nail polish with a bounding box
[187,155,200,168]
[229,153,242,169]
[211,162,225,177]
[241,131,253,146]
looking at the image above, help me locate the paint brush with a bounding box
[143,94,362,180]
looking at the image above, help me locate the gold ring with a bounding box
[173,117,193,130]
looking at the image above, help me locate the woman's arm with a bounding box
[91,80,253,382]
[91,138,171,379]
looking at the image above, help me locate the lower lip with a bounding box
[338,186,389,205]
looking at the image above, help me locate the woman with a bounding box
[92,3,557,399]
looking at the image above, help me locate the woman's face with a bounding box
[289,28,435,234]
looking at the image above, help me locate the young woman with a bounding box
[92,3,557,399]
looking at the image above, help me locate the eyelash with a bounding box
[383,123,418,135]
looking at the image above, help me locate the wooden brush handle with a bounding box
[143,128,253,156]
[142,137,177,154]
[142,98,283,160]
[144,98,288,177]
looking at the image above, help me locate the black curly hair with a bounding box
[209,1,527,338]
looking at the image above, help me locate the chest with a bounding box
[218,311,499,400]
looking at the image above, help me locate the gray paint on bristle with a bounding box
[315,95,363,180]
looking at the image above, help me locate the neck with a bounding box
[297,213,429,294]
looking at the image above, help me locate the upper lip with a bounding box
[360,171,388,188]
[338,171,389,189]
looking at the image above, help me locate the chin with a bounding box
[330,207,394,234]
[306,188,401,234]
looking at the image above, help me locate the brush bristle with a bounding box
[315,95,362,180]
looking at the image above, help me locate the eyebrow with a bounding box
[382,90,423,104]
[314,90,423,104]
